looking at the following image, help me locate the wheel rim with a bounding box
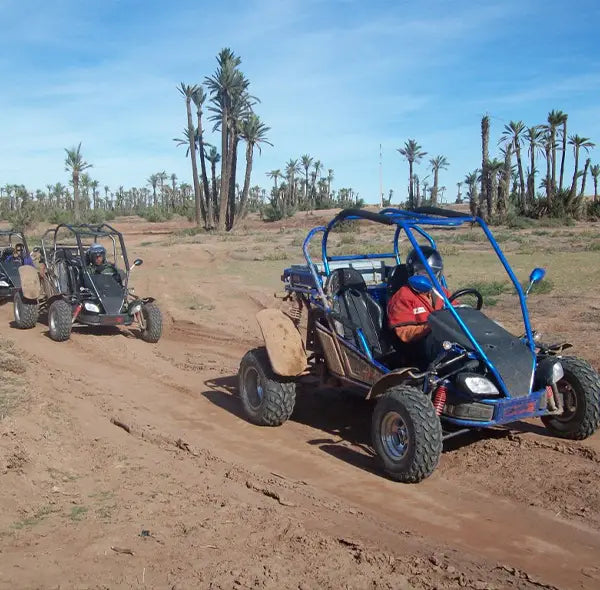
[244,366,264,410]
[49,309,56,333]
[556,378,578,422]
[380,411,410,461]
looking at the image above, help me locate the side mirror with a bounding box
[133,258,143,267]
[526,267,546,295]
[408,274,433,293]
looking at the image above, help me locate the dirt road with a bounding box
[2,216,600,589]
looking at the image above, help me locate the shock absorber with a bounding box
[433,384,447,416]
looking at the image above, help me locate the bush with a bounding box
[143,209,173,223]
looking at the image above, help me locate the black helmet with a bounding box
[406,246,443,279]
[88,243,106,265]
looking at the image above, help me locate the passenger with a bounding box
[7,243,34,266]
[387,247,451,366]
[87,244,118,277]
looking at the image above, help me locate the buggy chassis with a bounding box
[13,223,162,342]
[238,206,600,482]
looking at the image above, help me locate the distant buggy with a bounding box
[13,223,162,343]
[0,229,30,300]
[238,207,600,483]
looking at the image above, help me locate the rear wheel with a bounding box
[48,299,72,342]
[541,356,600,439]
[139,303,162,343]
[238,347,296,426]
[372,386,443,483]
[13,291,38,329]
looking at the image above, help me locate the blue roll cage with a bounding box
[299,207,537,401]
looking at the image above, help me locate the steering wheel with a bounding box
[448,288,483,310]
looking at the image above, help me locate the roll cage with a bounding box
[295,206,537,400]
[0,229,29,256]
[40,223,130,271]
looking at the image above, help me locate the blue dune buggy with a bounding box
[238,207,600,482]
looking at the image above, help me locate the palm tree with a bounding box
[580,158,591,198]
[147,174,159,208]
[266,169,281,192]
[500,121,526,212]
[170,173,178,209]
[525,126,544,205]
[312,160,322,205]
[64,143,92,222]
[541,126,552,203]
[205,48,252,230]
[591,164,600,201]
[327,169,334,201]
[178,82,204,225]
[547,110,565,196]
[481,115,490,215]
[397,139,427,208]
[235,114,272,226]
[285,159,302,211]
[429,155,449,206]
[90,179,99,210]
[191,86,213,227]
[568,135,595,202]
[498,144,512,216]
[487,159,504,219]
[301,155,313,208]
[464,170,479,216]
[558,112,568,190]
[104,185,110,209]
[205,146,221,218]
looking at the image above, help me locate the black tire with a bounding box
[13,291,38,329]
[48,299,72,342]
[541,356,600,440]
[238,347,296,426]
[372,386,443,483]
[139,303,162,343]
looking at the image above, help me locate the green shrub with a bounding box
[143,209,173,223]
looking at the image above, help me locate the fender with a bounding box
[18,265,41,300]
[256,308,307,377]
[366,368,419,400]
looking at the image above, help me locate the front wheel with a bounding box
[238,347,296,426]
[541,356,600,440]
[372,386,443,483]
[14,291,38,329]
[48,299,72,342]
[139,303,162,343]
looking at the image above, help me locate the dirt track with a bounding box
[2,215,600,589]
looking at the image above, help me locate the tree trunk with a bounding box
[469,184,478,217]
[568,146,580,205]
[196,108,213,228]
[580,158,591,197]
[529,143,536,206]
[559,119,567,190]
[217,106,230,231]
[545,143,551,205]
[233,143,254,228]
[432,169,439,206]
[185,97,204,226]
[226,134,239,230]
[73,172,80,222]
[515,144,526,213]
[481,116,489,219]
[408,162,414,208]
[550,126,557,198]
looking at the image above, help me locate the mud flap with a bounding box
[256,308,307,377]
[18,265,41,300]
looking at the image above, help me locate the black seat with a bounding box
[325,267,392,359]
[387,264,409,298]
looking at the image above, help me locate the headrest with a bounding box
[387,264,409,296]
[325,267,367,297]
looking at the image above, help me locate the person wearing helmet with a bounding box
[387,246,451,364]
[87,244,117,276]
[7,243,34,266]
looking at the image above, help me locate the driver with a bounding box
[7,243,34,266]
[387,246,451,364]
[87,244,118,276]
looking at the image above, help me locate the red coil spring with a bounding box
[433,385,447,416]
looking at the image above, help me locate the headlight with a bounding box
[130,304,142,315]
[0,280,9,287]
[463,376,499,396]
[83,302,100,313]
[551,362,564,383]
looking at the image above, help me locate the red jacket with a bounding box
[387,284,450,343]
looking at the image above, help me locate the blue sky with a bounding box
[1,0,599,204]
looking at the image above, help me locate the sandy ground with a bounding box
[2,212,600,589]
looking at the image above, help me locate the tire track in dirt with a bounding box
[4,304,600,589]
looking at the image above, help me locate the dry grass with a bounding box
[0,336,28,420]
